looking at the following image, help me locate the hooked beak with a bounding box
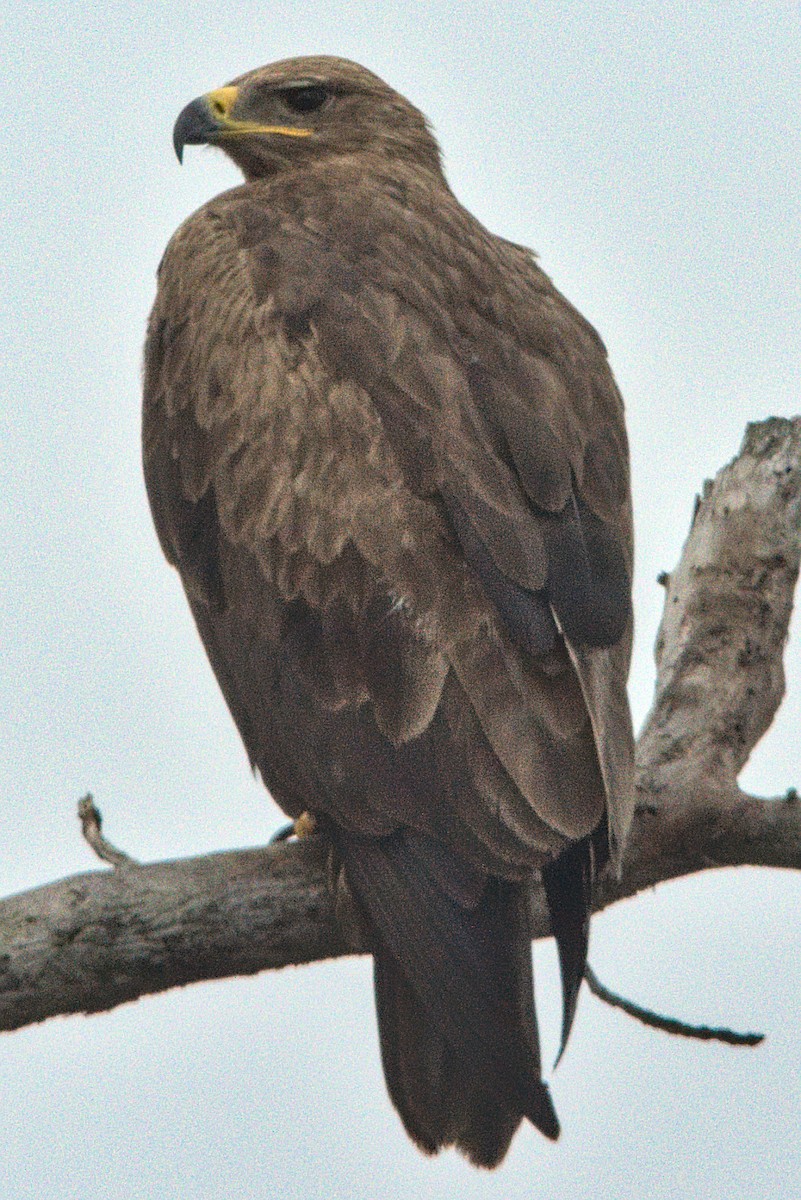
[172,85,312,162]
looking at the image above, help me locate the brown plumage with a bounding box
[143,56,634,1168]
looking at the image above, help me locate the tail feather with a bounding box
[374,956,453,1155]
[457,1091,528,1170]
[337,829,559,1167]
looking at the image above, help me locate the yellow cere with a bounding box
[205,85,314,138]
[206,86,240,119]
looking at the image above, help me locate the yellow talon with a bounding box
[294,811,317,838]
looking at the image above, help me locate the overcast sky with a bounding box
[3,2,800,1197]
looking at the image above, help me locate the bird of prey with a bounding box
[143,55,634,1168]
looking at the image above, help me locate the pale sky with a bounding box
[3,3,800,1197]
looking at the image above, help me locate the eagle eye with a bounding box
[279,85,330,114]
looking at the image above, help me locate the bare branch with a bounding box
[78,793,139,868]
[583,965,764,1046]
[1,416,800,1034]
[638,417,801,789]
[0,840,348,1032]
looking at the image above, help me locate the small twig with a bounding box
[77,794,139,868]
[584,965,764,1047]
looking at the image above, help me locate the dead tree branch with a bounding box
[2,416,800,1033]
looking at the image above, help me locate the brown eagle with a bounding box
[143,56,634,1168]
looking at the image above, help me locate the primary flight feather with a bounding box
[143,55,634,1167]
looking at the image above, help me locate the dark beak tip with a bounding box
[172,96,218,165]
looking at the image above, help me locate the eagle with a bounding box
[143,55,634,1168]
